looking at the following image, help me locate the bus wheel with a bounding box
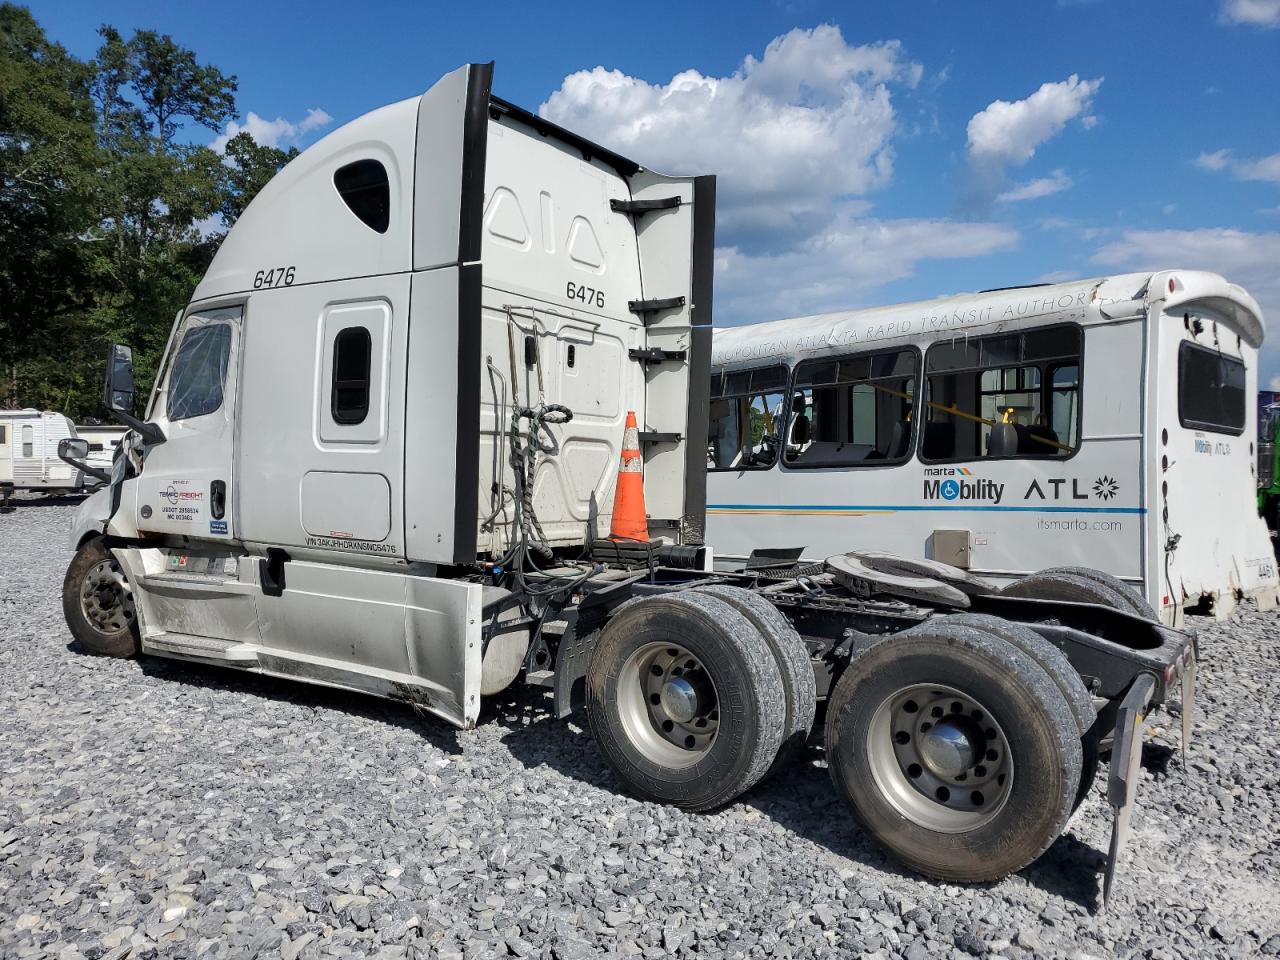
[692,584,817,780]
[942,613,1098,813]
[585,592,786,812]
[62,537,139,658]
[1002,567,1156,621]
[825,621,1081,882]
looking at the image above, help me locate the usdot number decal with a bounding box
[566,281,605,309]
[253,266,296,289]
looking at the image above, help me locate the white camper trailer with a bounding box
[73,423,126,480]
[57,64,1196,892]
[707,273,1280,626]
[0,409,83,492]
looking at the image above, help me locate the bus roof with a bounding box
[711,269,1264,370]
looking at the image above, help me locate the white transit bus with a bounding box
[707,272,1280,625]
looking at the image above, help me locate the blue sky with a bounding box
[35,0,1280,383]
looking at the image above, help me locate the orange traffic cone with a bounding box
[609,411,648,542]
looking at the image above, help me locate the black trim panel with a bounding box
[683,175,717,541]
[489,96,640,178]
[452,262,483,563]
[459,63,494,264]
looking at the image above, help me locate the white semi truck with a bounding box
[57,63,1194,897]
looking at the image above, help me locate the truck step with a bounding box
[144,632,259,664]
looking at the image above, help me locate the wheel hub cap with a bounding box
[918,720,977,779]
[79,558,134,635]
[660,676,700,723]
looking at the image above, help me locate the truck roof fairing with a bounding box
[191,64,655,305]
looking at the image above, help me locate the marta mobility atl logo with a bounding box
[923,468,1120,505]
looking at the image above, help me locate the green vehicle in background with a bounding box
[1261,401,1280,532]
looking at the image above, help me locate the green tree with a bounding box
[221,130,298,225]
[0,5,297,419]
[0,4,99,409]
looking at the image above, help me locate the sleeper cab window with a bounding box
[1177,340,1245,435]
[784,349,917,468]
[331,326,372,425]
[167,323,233,421]
[334,159,390,233]
[707,365,788,471]
[922,324,1082,462]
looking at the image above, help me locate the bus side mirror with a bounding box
[104,344,136,413]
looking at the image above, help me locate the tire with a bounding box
[692,584,817,779]
[825,620,1081,882]
[941,613,1098,813]
[1001,568,1155,621]
[62,537,139,658]
[585,591,786,812]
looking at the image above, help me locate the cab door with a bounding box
[135,305,242,540]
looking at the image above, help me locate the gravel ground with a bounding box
[1,497,1278,960]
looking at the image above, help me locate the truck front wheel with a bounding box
[62,538,139,658]
[825,620,1081,882]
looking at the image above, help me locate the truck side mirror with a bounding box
[58,437,90,461]
[100,342,165,446]
[104,344,136,413]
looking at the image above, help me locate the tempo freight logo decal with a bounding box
[1093,475,1119,501]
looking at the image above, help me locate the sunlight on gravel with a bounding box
[1,499,1278,959]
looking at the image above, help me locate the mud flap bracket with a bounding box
[1102,671,1156,909]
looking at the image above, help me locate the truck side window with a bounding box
[922,324,1082,462]
[707,365,788,471]
[1178,340,1245,435]
[167,323,232,421]
[332,326,372,425]
[334,160,390,234]
[785,349,917,468]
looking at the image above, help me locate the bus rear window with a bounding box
[1178,341,1245,435]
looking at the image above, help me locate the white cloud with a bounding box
[1271,375,1280,390]
[1236,153,1280,183]
[1195,149,1232,171]
[1220,0,1280,26]
[1196,148,1280,184]
[211,107,332,153]
[541,25,920,247]
[966,74,1102,167]
[1092,227,1280,383]
[1162,203,1178,215]
[996,169,1073,203]
[541,27,1018,323]
[715,210,1019,322]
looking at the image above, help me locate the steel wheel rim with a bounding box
[79,558,134,635]
[617,641,720,768]
[867,683,1013,833]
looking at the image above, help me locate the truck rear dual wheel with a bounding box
[825,620,1082,882]
[691,584,817,780]
[62,537,139,658]
[584,591,787,812]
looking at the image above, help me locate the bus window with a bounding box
[707,365,788,470]
[922,325,1082,462]
[785,349,917,468]
[1178,341,1245,435]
